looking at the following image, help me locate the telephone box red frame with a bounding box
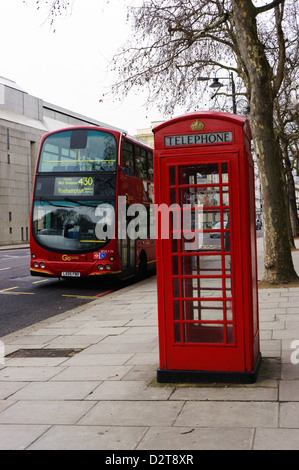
[153,111,261,383]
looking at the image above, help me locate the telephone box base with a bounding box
[157,353,262,385]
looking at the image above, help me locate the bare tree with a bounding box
[275,94,299,239]
[22,0,73,27]
[27,0,299,283]
[275,29,299,239]
[111,0,299,284]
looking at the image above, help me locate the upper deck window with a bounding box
[122,141,134,176]
[38,129,117,173]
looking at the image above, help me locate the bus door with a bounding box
[121,203,136,275]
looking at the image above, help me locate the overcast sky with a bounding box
[0,0,164,134]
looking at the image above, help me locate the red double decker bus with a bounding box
[30,126,156,279]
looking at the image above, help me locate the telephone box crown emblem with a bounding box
[191,119,204,131]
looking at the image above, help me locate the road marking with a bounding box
[0,286,35,295]
[0,291,35,295]
[32,279,49,284]
[94,289,116,297]
[62,295,97,299]
[0,287,19,292]
[62,289,116,300]
[0,267,11,271]
[8,292,35,295]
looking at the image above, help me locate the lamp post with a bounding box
[209,71,237,114]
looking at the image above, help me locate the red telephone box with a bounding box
[153,111,261,383]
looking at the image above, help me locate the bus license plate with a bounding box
[61,272,81,277]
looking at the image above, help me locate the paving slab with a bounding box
[27,425,148,450]
[78,400,184,427]
[280,403,299,428]
[0,382,29,400]
[0,424,51,450]
[253,428,299,450]
[50,365,133,382]
[169,385,278,401]
[85,380,174,401]
[137,426,254,450]
[279,380,299,401]
[0,400,96,425]
[174,401,279,428]
[0,366,64,382]
[8,381,101,401]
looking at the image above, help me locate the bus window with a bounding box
[148,150,154,181]
[122,141,134,176]
[38,129,117,173]
[135,145,147,179]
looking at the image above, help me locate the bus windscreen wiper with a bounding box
[39,197,71,208]
[63,197,97,207]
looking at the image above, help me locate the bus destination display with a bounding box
[54,176,94,196]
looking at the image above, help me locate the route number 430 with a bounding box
[78,177,93,186]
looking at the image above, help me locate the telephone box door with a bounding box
[159,154,245,372]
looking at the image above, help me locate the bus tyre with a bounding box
[137,253,147,280]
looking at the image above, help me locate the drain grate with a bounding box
[6,348,82,358]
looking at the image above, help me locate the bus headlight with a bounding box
[109,256,114,261]
[97,264,104,271]
[33,262,39,268]
[105,264,111,270]
[39,263,45,269]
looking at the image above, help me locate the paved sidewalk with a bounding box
[0,238,299,450]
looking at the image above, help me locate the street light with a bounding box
[209,71,237,114]
[209,78,224,89]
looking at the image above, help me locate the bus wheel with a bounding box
[137,252,147,279]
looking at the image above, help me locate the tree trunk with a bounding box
[283,144,299,238]
[232,0,298,283]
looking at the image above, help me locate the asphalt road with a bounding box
[0,247,126,337]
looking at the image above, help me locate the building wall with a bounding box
[135,121,163,148]
[0,76,122,247]
[0,123,42,246]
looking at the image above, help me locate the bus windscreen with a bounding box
[32,199,115,252]
[38,129,117,173]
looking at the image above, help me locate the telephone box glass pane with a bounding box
[173,301,180,320]
[169,166,176,185]
[227,325,233,344]
[170,188,177,204]
[226,300,233,321]
[179,164,219,185]
[181,255,222,276]
[182,300,224,321]
[222,163,228,182]
[169,162,234,345]
[180,187,220,207]
[181,277,223,298]
[183,323,224,343]
[222,186,229,206]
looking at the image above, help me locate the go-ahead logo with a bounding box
[62,254,72,261]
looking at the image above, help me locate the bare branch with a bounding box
[190,12,230,44]
[272,3,286,97]
[256,0,285,15]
